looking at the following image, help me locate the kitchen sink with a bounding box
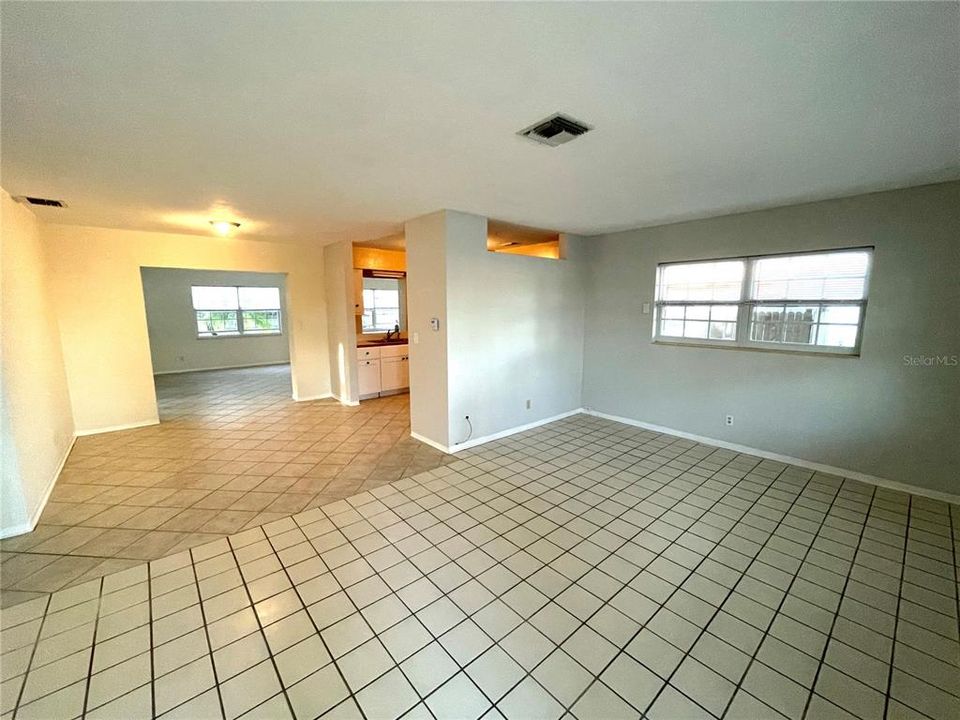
[358,338,408,347]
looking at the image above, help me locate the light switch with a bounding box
[413,332,420,344]
[642,303,651,315]
[430,317,440,331]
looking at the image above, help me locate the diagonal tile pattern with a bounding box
[0,365,451,608]
[1,413,957,719]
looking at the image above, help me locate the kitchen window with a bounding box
[361,276,403,333]
[192,286,282,337]
[654,248,872,355]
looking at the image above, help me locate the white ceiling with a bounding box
[2,2,957,244]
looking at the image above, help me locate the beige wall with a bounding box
[324,241,359,404]
[582,182,960,496]
[42,225,331,433]
[1,191,75,535]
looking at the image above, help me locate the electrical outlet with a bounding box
[725,414,734,426]
[525,399,532,410]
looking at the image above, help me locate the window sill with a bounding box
[197,333,283,340]
[652,340,860,358]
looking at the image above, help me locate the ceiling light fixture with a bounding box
[209,220,241,237]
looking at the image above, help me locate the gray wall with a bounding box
[446,216,585,445]
[581,182,960,495]
[406,210,586,449]
[141,268,290,374]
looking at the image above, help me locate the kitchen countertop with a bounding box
[357,339,409,348]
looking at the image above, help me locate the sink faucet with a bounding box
[385,324,400,341]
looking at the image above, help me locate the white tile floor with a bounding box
[1,414,957,720]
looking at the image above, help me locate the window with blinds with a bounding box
[191,286,282,337]
[654,248,872,355]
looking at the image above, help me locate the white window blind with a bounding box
[191,286,282,337]
[655,248,872,354]
[361,277,403,334]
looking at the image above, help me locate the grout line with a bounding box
[5,407,958,720]
[882,494,912,719]
[257,528,373,719]
[329,432,778,716]
[222,538,302,719]
[799,484,880,719]
[79,576,106,717]
[243,428,718,715]
[952,503,960,661]
[640,466,834,717]
[146,561,157,719]
[9,593,52,719]
[186,547,229,720]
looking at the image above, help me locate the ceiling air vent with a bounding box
[15,196,67,208]
[518,113,592,147]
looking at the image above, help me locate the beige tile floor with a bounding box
[1,413,957,720]
[0,365,451,608]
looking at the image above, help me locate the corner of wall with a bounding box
[0,188,77,537]
[323,241,359,405]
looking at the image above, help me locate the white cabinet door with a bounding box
[379,344,408,358]
[380,356,409,392]
[354,269,364,316]
[358,359,381,396]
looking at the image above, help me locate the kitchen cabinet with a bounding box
[353,269,364,316]
[355,344,409,398]
[358,359,380,398]
[380,354,409,393]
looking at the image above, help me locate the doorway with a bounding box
[140,267,292,421]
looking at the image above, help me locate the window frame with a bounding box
[653,247,873,356]
[360,275,405,335]
[191,285,283,339]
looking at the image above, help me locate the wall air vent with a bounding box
[15,196,67,208]
[518,113,592,147]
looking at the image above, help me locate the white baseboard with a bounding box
[153,361,289,376]
[411,408,584,455]
[75,418,159,437]
[292,393,333,402]
[452,409,584,451]
[410,431,452,454]
[0,435,76,540]
[583,409,960,505]
[331,394,360,407]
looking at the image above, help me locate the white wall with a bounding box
[406,210,586,449]
[406,212,451,447]
[582,182,960,496]
[323,241,359,405]
[42,224,331,433]
[141,268,290,374]
[1,190,75,536]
